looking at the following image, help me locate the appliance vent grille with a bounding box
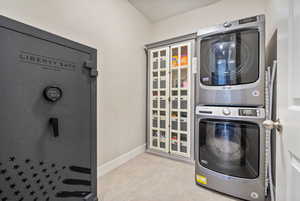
[0,156,65,201]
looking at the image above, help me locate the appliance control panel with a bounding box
[195,106,265,119]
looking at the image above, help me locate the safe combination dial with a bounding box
[43,86,63,102]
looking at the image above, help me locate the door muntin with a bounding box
[200,29,259,86]
[198,118,260,179]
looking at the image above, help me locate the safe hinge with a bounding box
[84,61,98,77]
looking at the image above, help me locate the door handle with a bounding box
[263,119,283,134]
[49,118,59,137]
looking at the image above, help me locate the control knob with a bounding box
[223,108,231,116]
[223,22,232,28]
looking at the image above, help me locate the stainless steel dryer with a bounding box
[196,15,265,106]
[195,106,266,201]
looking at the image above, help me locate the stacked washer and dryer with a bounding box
[195,15,267,201]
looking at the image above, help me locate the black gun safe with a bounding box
[0,16,98,201]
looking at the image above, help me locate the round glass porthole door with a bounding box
[198,119,259,179]
[200,29,259,86]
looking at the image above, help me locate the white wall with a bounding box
[265,0,279,43]
[151,0,267,42]
[0,0,151,167]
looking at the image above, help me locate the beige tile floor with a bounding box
[98,153,240,201]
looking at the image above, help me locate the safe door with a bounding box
[0,16,97,201]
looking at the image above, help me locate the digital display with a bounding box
[239,109,258,117]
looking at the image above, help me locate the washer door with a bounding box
[198,119,260,179]
[200,29,259,86]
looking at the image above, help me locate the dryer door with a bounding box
[198,119,260,179]
[200,29,259,86]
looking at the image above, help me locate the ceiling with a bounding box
[128,0,222,22]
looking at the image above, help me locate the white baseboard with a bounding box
[98,144,146,177]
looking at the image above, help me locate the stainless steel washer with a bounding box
[196,15,265,106]
[195,106,266,201]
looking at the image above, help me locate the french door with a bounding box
[149,42,192,158]
[149,47,170,152]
